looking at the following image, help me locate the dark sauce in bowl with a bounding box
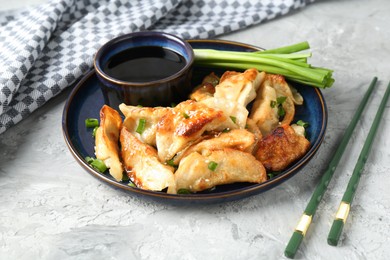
[103,46,186,82]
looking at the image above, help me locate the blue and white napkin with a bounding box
[0,0,314,134]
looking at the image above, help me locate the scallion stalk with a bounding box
[193,41,334,88]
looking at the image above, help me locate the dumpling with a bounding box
[215,69,265,106]
[200,97,248,129]
[119,103,171,146]
[95,105,123,181]
[255,124,310,172]
[173,128,258,165]
[120,127,175,192]
[249,79,279,135]
[168,148,267,194]
[156,100,237,162]
[189,72,219,102]
[266,74,296,126]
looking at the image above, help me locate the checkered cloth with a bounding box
[0,0,315,134]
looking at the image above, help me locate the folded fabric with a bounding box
[0,0,314,134]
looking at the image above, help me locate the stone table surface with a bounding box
[1,0,390,259]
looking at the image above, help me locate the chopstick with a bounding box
[284,77,378,259]
[327,80,390,246]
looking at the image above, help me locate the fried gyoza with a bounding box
[120,127,175,192]
[200,97,248,129]
[215,69,265,106]
[173,128,258,165]
[189,72,219,102]
[250,74,301,135]
[95,105,123,181]
[119,104,171,146]
[156,100,237,162]
[255,124,310,172]
[168,148,267,194]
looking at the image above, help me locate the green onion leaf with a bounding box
[178,189,192,194]
[208,161,218,171]
[296,120,309,128]
[90,158,107,173]
[277,96,287,104]
[92,126,99,137]
[136,118,146,134]
[230,116,237,124]
[128,181,136,188]
[166,159,177,168]
[85,156,94,164]
[85,118,99,128]
[270,100,277,108]
[278,106,286,117]
[183,112,190,119]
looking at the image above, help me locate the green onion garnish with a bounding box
[208,161,218,171]
[183,112,190,119]
[136,118,146,134]
[270,100,277,108]
[178,189,191,194]
[278,106,286,117]
[277,96,287,104]
[230,116,237,124]
[85,118,99,128]
[128,181,136,188]
[166,159,177,168]
[92,126,99,137]
[296,120,309,128]
[87,158,107,173]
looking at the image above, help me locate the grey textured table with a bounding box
[1,1,390,259]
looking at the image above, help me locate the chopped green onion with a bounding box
[85,156,94,164]
[128,181,136,188]
[222,128,231,133]
[277,96,287,104]
[278,106,286,117]
[183,112,190,119]
[166,159,177,168]
[88,158,107,173]
[193,41,334,89]
[296,120,309,128]
[85,118,99,128]
[230,116,237,124]
[171,102,177,107]
[208,161,218,171]
[122,173,129,182]
[136,118,146,134]
[92,126,99,137]
[178,188,191,194]
[270,100,277,108]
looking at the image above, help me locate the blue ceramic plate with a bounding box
[62,39,327,204]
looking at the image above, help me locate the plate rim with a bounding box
[62,39,327,203]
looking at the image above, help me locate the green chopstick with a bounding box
[327,80,390,246]
[284,77,378,259]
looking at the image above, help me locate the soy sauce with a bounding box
[103,46,186,82]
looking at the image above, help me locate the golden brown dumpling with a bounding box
[95,105,123,181]
[168,148,267,194]
[189,72,219,102]
[155,100,237,162]
[120,127,175,192]
[173,128,258,165]
[119,104,170,146]
[215,69,265,106]
[255,124,310,172]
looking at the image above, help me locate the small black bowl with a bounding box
[94,31,194,108]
